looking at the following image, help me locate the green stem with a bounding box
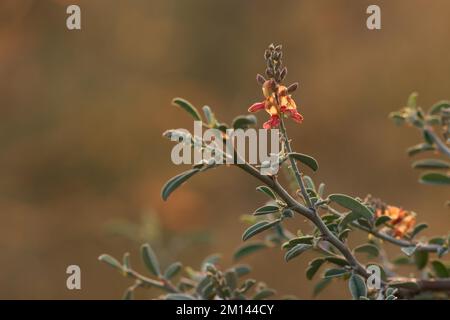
[424,127,450,158]
[279,116,313,208]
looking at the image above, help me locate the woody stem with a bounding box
[278,116,313,208]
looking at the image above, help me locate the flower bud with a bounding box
[287,82,298,93]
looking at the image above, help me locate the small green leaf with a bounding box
[429,100,450,115]
[233,264,251,277]
[375,215,392,227]
[242,220,280,241]
[287,152,319,171]
[318,183,326,197]
[407,92,418,108]
[348,274,367,299]
[202,105,217,127]
[313,278,331,297]
[253,205,280,216]
[423,130,434,145]
[429,237,446,245]
[161,169,200,201]
[165,293,196,300]
[284,244,312,262]
[256,186,277,200]
[392,256,411,265]
[172,98,202,121]
[419,172,450,185]
[431,260,449,278]
[164,262,183,279]
[282,236,314,249]
[324,268,349,279]
[411,223,428,238]
[233,242,269,261]
[252,288,276,300]
[329,194,373,221]
[412,159,450,170]
[98,254,122,271]
[401,246,417,257]
[339,211,359,229]
[407,143,434,156]
[354,244,379,258]
[338,228,351,241]
[324,256,350,267]
[303,175,316,190]
[306,258,326,280]
[413,251,428,270]
[232,115,257,129]
[141,244,161,276]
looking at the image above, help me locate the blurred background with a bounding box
[0,0,449,299]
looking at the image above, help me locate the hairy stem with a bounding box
[279,117,313,208]
[325,205,442,253]
[424,126,450,158]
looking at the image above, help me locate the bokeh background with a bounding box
[1,0,449,299]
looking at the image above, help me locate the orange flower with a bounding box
[249,80,303,129]
[376,205,416,238]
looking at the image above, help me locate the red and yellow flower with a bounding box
[375,205,416,238]
[248,80,303,129]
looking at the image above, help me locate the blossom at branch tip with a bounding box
[248,80,303,129]
[376,205,416,238]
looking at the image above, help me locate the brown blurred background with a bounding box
[0,0,449,299]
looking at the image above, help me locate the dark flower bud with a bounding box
[279,67,287,81]
[264,49,271,60]
[275,44,282,52]
[287,82,298,93]
[266,68,274,78]
[256,74,266,85]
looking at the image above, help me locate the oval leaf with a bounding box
[375,215,391,227]
[141,243,161,276]
[429,100,450,115]
[407,143,435,156]
[232,115,257,129]
[98,254,122,271]
[329,194,373,220]
[242,220,280,241]
[412,159,450,170]
[164,262,183,279]
[306,258,325,280]
[172,98,201,121]
[256,186,277,200]
[253,205,280,216]
[324,268,349,279]
[411,223,428,238]
[233,242,269,261]
[284,244,312,262]
[419,172,450,185]
[161,169,199,201]
[202,105,217,127]
[431,260,449,278]
[354,244,379,258]
[348,274,367,299]
[288,152,319,171]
